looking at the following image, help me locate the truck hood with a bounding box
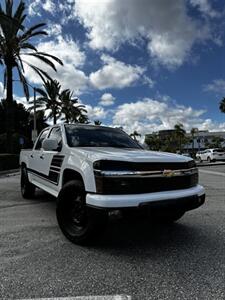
[72,147,192,163]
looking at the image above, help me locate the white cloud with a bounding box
[46,24,62,37]
[43,0,55,13]
[203,79,225,94]
[85,105,107,120]
[22,36,89,95]
[99,93,115,106]
[74,0,211,68]
[112,97,225,135]
[28,0,55,15]
[143,75,155,88]
[89,55,144,90]
[189,0,220,18]
[28,0,41,16]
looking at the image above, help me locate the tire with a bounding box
[207,157,212,163]
[21,166,36,199]
[56,180,108,245]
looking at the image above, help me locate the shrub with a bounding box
[0,154,19,171]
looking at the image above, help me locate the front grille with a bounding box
[93,160,196,171]
[95,173,198,194]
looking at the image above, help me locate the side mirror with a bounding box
[42,139,59,151]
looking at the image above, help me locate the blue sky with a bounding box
[1,0,225,135]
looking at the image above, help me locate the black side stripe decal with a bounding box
[28,155,64,185]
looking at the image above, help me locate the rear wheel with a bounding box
[207,156,212,163]
[56,180,108,245]
[198,157,202,163]
[20,166,36,199]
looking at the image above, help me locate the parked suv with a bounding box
[197,148,225,163]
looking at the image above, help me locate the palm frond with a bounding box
[24,53,57,71]
[20,31,48,43]
[35,88,48,98]
[23,23,46,36]
[20,42,37,52]
[14,1,25,21]
[6,0,13,17]
[24,61,53,82]
[36,52,63,65]
[16,63,30,100]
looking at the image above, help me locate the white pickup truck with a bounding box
[20,124,205,244]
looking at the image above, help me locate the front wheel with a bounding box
[56,180,108,245]
[21,166,36,199]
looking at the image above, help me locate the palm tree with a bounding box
[34,80,62,125]
[0,0,63,152]
[130,130,141,141]
[60,89,87,123]
[190,127,198,156]
[77,114,89,124]
[219,98,225,114]
[94,120,102,126]
[174,123,186,152]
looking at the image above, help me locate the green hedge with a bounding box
[0,154,19,171]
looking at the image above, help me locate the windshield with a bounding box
[65,125,142,149]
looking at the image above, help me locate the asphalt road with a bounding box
[0,167,225,300]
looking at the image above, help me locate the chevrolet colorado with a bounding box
[20,124,205,244]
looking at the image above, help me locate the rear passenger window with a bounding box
[35,129,49,150]
[49,127,62,145]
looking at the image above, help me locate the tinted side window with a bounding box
[35,129,49,150]
[49,127,62,145]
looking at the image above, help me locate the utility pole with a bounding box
[32,87,38,143]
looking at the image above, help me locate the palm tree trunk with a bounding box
[53,104,56,125]
[6,64,14,153]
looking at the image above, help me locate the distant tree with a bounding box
[77,113,89,124]
[145,133,162,151]
[0,99,29,135]
[219,98,225,114]
[0,0,63,152]
[0,99,33,152]
[60,89,87,123]
[205,136,224,148]
[28,110,48,133]
[94,120,102,126]
[174,123,186,152]
[190,127,198,155]
[130,130,141,141]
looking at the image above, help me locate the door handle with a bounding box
[30,154,33,158]
[40,155,44,159]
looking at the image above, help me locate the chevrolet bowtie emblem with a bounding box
[163,169,175,177]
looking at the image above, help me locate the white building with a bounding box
[184,131,225,151]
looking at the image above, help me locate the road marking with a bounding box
[199,169,225,177]
[19,296,131,300]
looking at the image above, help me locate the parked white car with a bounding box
[196,148,225,162]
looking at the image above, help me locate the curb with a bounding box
[0,169,20,177]
[196,162,225,168]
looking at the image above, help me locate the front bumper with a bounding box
[86,184,205,209]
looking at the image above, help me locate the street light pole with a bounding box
[33,87,37,133]
[31,86,38,143]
